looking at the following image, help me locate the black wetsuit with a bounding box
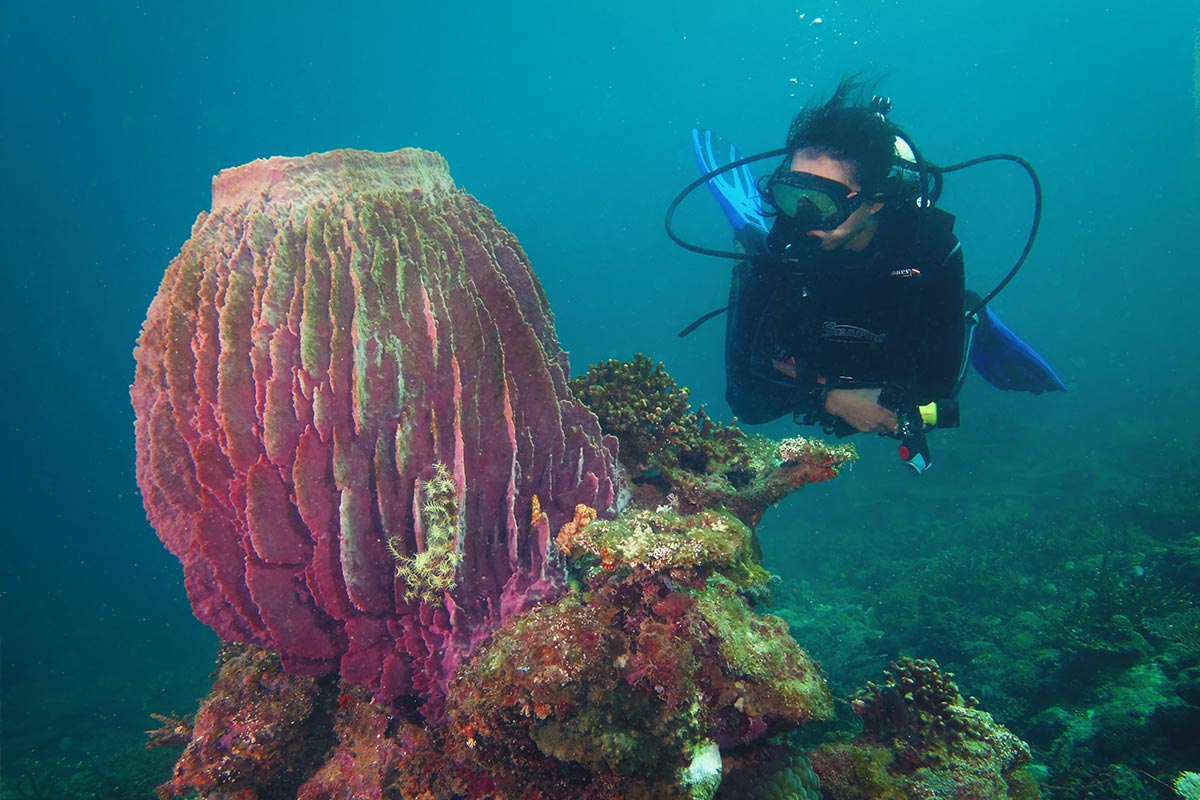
[725,207,966,429]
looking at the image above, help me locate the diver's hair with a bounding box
[785,75,899,195]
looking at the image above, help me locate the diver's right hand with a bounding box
[824,388,899,435]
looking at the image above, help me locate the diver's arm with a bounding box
[769,359,898,434]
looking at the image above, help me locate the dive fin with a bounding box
[692,129,767,234]
[968,299,1067,393]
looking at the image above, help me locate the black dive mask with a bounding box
[769,171,865,230]
[764,171,867,260]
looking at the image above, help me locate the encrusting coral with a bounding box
[442,502,833,799]
[154,645,333,800]
[554,505,769,588]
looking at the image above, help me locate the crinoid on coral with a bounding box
[810,658,1040,800]
[386,463,462,605]
[571,354,855,525]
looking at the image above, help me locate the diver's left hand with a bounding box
[824,388,899,435]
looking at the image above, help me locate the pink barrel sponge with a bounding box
[131,149,620,716]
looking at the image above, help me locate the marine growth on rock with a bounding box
[136,148,866,800]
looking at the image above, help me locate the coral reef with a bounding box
[151,469,842,799]
[440,504,832,798]
[130,149,620,715]
[767,460,1200,798]
[138,150,860,800]
[571,354,855,526]
[809,658,1038,800]
[155,645,334,799]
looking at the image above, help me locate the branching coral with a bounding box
[386,463,463,605]
[569,353,745,477]
[811,658,1037,800]
[852,657,977,749]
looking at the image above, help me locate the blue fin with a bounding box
[969,305,1067,393]
[692,129,767,234]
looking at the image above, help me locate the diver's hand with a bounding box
[824,388,898,435]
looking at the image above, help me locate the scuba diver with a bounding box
[666,77,1066,473]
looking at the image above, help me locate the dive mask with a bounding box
[768,171,866,231]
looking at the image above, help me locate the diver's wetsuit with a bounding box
[725,207,965,428]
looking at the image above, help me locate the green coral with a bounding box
[569,353,746,478]
[696,576,833,724]
[563,506,770,590]
[386,463,461,605]
[1175,771,1200,800]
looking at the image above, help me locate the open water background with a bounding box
[2,1,1197,795]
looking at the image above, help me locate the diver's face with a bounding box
[789,149,884,252]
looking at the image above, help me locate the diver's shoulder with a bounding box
[916,206,957,237]
[910,207,960,261]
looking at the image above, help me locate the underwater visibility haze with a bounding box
[2,1,1199,798]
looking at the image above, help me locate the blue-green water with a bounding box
[2,2,1197,797]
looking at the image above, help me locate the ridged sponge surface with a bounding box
[131,149,618,715]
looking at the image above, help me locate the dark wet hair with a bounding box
[785,76,899,195]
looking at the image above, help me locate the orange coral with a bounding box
[554,504,597,556]
[530,494,544,527]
